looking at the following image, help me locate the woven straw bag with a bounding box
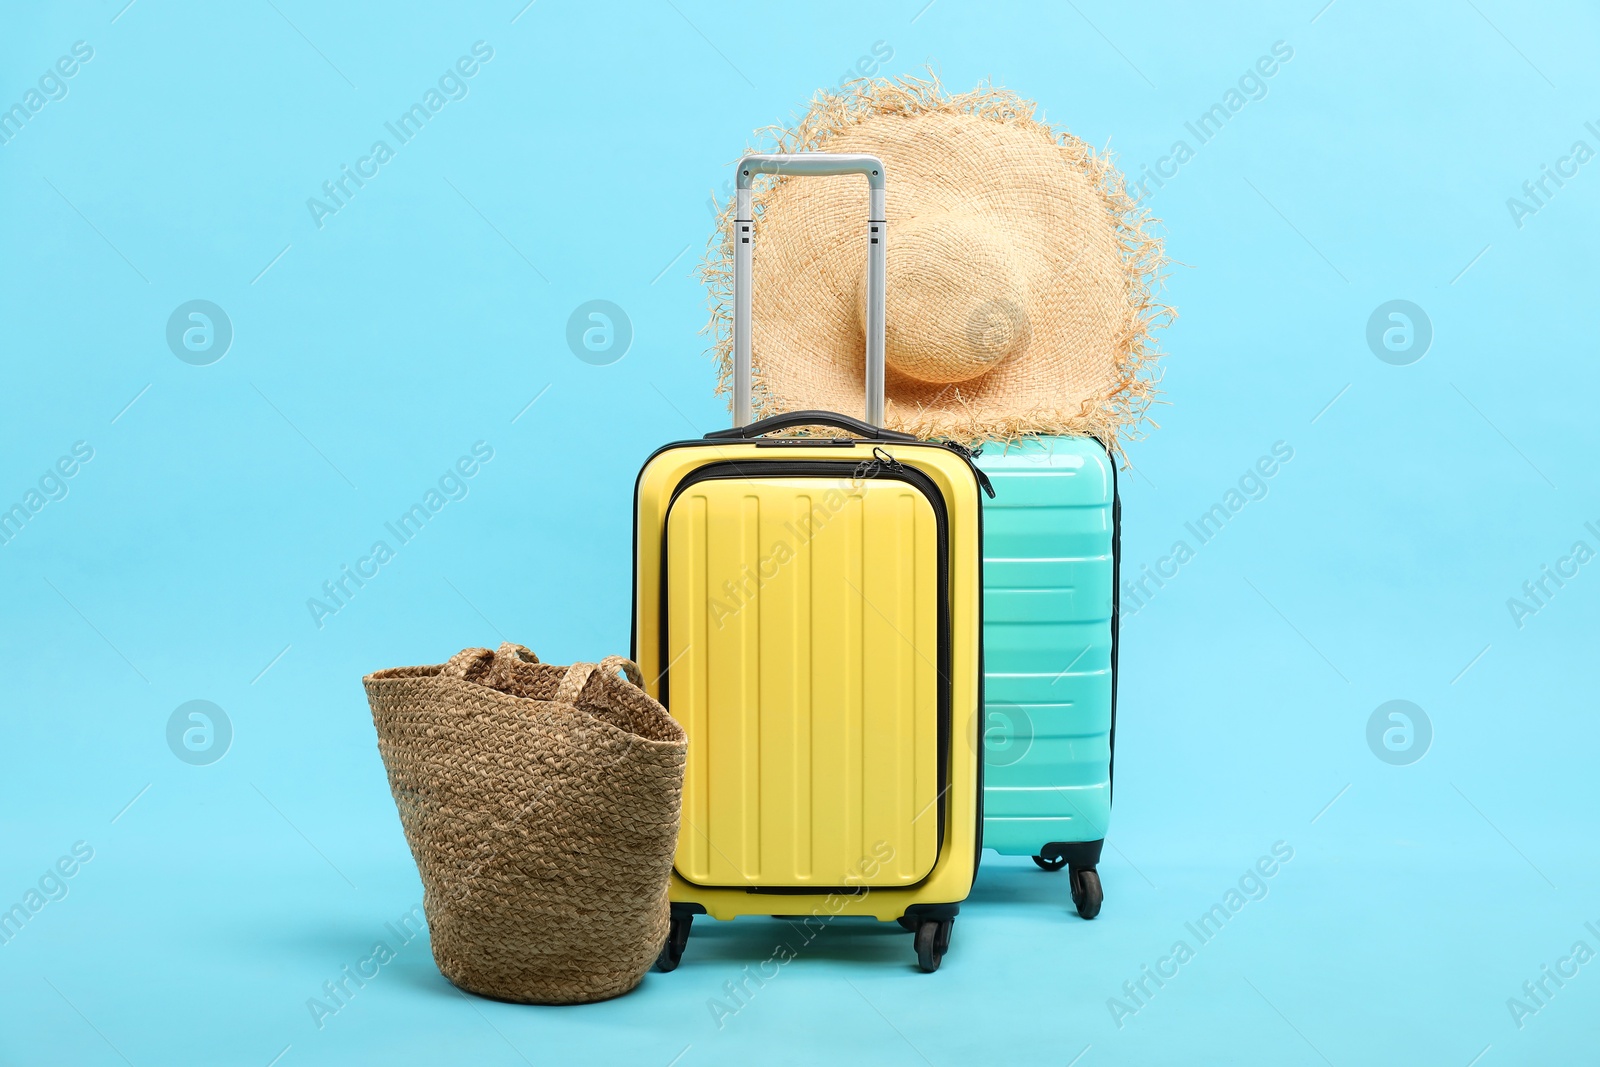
[363,642,687,1004]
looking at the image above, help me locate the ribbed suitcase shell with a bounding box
[665,474,941,886]
[975,437,1117,859]
[633,439,983,922]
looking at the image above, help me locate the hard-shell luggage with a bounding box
[632,154,990,973]
[975,437,1117,918]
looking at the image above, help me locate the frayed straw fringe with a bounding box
[698,70,1173,462]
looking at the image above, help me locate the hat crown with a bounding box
[860,214,1031,385]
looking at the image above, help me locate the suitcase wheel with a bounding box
[913,919,953,973]
[1031,854,1067,872]
[1070,866,1103,920]
[656,912,693,972]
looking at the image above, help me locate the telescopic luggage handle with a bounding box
[732,153,886,429]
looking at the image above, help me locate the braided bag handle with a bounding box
[440,642,541,686]
[555,655,645,705]
[441,645,645,707]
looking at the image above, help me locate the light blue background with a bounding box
[4,1,1597,1063]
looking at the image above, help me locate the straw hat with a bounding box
[703,74,1171,450]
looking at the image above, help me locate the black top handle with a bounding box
[704,409,919,442]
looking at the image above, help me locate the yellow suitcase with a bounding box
[633,154,990,973]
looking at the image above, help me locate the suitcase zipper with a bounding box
[933,441,996,498]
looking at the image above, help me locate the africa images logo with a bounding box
[0,41,94,147]
[305,42,495,229]
[166,300,233,365]
[306,443,494,629]
[566,300,633,366]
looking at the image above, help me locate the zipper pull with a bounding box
[973,464,996,499]
[871,446,906,473]
[939,441,995,498]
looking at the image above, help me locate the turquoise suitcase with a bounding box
[975,436,1117,918]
